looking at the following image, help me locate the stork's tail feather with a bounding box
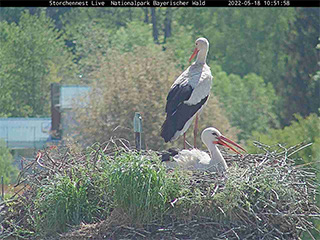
[160,148,180,162]
[161,116,176,143]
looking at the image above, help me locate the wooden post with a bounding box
[133,112,142,150]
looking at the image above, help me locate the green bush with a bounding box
[0,140,18,184]
[247,113,320,164]
[211,65,280,140]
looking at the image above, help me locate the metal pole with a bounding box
[133,112,142,150]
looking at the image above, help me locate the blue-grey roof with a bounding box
[0,118,51,149]
[60,85,91,109]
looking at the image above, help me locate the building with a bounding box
[0,84,90,152]
[51,83,91,139]
[0,118,51,149]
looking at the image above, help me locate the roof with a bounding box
[0,118,51,149]
[60,85,91,109]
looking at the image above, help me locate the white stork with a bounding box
[161,37,212,148]
[163,127,246,172]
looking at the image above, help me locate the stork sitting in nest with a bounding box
[162,127,246,172]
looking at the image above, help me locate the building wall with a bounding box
[0,118,51,149]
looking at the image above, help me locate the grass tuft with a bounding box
[104,151,180,224]
[33,168,103,234]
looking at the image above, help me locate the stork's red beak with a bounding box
[213,135,247,155]
[189,47,199,63]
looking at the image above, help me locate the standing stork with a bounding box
[161,37,212,148]
[163,127,246,172]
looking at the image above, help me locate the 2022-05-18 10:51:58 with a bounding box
[228,0,290,6]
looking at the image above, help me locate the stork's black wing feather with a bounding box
[165,84,193,115]
[161,96,208,142]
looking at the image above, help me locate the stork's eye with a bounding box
[212,132,217,136]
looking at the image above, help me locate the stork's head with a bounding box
[201,127,246,155]
[189,37,209,63]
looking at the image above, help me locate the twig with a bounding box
[288,142,313,158]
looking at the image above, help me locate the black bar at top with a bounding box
[0,0,318,7]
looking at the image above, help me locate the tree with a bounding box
[247,113,320,164]
[0,10,75,117]
[63,20,154,83]
[280,8,320,125]
[0,7,25,23]
[165,25,194,70]
[211,65,279,140]
[0,140,18,184]
[61,8,144,36]
[175,8,302,124]
[151,8,159,44]
[110,21,154,53]
[143,7,149,23]
[175,8,296,84]
[163,8,172,43]
[63,21,111,83]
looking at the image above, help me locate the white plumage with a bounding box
[164,127,246,172]
[161,38,213,148]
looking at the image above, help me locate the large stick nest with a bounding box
[0,139,319,240]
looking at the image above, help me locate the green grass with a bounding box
[31,150,181,236]
[104,151,180,224]
[33,167,105,234]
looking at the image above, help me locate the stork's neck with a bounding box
[208,145,228,172]
[195,48,208,64]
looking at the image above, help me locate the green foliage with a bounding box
[279,8,320,124]
[0,10,75,117]
[63,21,111,81]
[176,8,295,81]
[165,25,194,70]
[33,166,107,235]
[105,151,179,223]
[176,8,319,125]
[63,19,152,82]
[248,113,320,164]
[212,65,279,140]
[0,7,25,23]
[111,21,154,53]
[0,140,18,184]
[1,7,318,135]
[61,8,144,36]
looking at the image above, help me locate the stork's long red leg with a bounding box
[183,133,186,149]
[194,114,199,148]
